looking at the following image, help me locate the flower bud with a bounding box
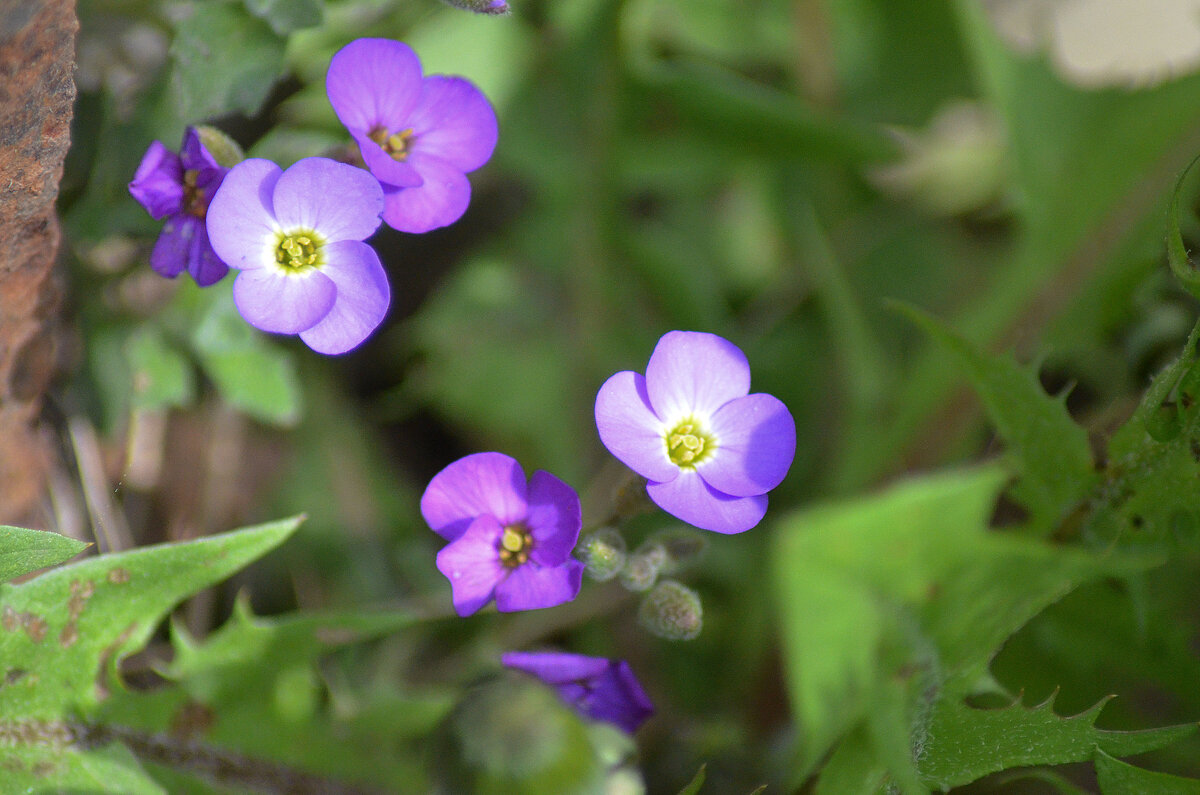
[619,543,666,593]
[646,527,707,574]
[578,527,627,582]
[194,125,244,169]
[440,0,510,14]
[638,579,702,641]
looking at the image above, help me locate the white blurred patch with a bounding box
[983,0,1200,87]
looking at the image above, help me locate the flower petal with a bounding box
[185,221,229,287]
[149,216,194,278]
[698,393,796,497]
[129,141,183,219]
[353,131,424,189]
[205,158,282,270]
[524,470,582,566]
[179,127,223,176]
[380,153,470,233]
[594,370,678,483]
[436,515,506,616]
[644,331,751,421]
[407,76,498,172]
[420,452,529,541]
[326,38,424,134]
[271,157,384,242]
[576,661,654,733]
[495,559,584,612]
[500,651,610,684]
[298,241,390,355]
[645,470,767,534]
[232,267,336,334]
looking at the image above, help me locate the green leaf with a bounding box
[169,4,285,120]
[1095,749,1200,794]
[0,517,301,721]
[899,304,1096,533]
[1166,154,1200,299]
[125,327,194,411]
[0,526,89,583]
[919,695,1197,790]
[242,0,323,36]
[0,741,164,794]
[676,763,706,795]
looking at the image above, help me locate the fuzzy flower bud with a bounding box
[578,527,627,582]
[638,579,703,641]
[619,543,667,593]
[440,0,511,13]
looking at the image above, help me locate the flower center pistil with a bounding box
[183,169,207,218]
[498,524,533,568]
[665,418,716,468]
[274,229,324,273]
[367,126,416,161]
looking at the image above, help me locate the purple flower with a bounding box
[501,651,654,734]
[205,157,388,355]
[594,331,796,534]
[421,453,584,616]
[128,127,230,286]
[325,38,498,234]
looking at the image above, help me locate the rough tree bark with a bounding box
[0,0,77,525]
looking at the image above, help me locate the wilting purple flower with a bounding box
[422,453,584,616]
[205,157,388,355]
[595,331,795,534]
[502,651,654,734]
[128,127,230,286]
[325,38,498,234]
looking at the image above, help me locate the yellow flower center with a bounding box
[183,169,207,218]
[274,229,324,273]
[665,418,716,468]
[367,126,416,161]
[498,523,533,568]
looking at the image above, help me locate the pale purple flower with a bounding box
[422,452,584,616]
[501,651,654,734]
[325,38,498,233]
[205,157,388,355]
[594,331,796,534]
[128,127,229,286]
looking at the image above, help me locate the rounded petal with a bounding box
[298,241,390,355]
[232,267,336,334]
[353,131,424,189]
[420,452,529,541]
[179,127,223,177]
[645,331,751,421]
[645,471,767,534]
[129,141,183,219]
[185,222,229,287]
[495,559,584,612]
[594,370,678,483]
[436,515,506,616]
[271,157,384,241]
[326,38,424,133]
[501,651,609,684]
[698,393,796,497]
[524,470,582,566]
[407,76,498,172]
[205,158,283,270]
[149,216,193,278]
[380,153,470,233]
[578,662,654,733]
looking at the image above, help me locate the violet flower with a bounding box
[594,331,796,534]
[325,38,498,233]
[204,157,389,355]
[128,127,230,286]
[501,651,654,734]
[421,452,584,616]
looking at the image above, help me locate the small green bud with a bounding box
[638,579,702,641]
[619,543,666,592]
[195,125,244,169]
[578,527,627,581]
[646,527,707,574]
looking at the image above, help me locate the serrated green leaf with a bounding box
[898,304,1096,533]
[0,526,89,583]
[169,4,285,119]
[919,695,1197,790]
[125,327,194,411]
[1095,749,1200,794]
[0,517,301,721]
[243,0,322,36]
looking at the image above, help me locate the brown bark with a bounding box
[0,0,77,525]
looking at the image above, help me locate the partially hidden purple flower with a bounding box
[205,157,388,355]
[422,452,584,616]
[326,38,498,234]
[594,331,796,534]
[128,127,230,286]
[502,651,654,734]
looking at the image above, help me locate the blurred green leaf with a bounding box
[0,526,89,583]
[1167,154,1200,299]
[126,326,195,411]
[677,763,706,795]
[1095,749,1200,794]
[0,742,164,794]
[170,4,285,119]
[243,0,323,36]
